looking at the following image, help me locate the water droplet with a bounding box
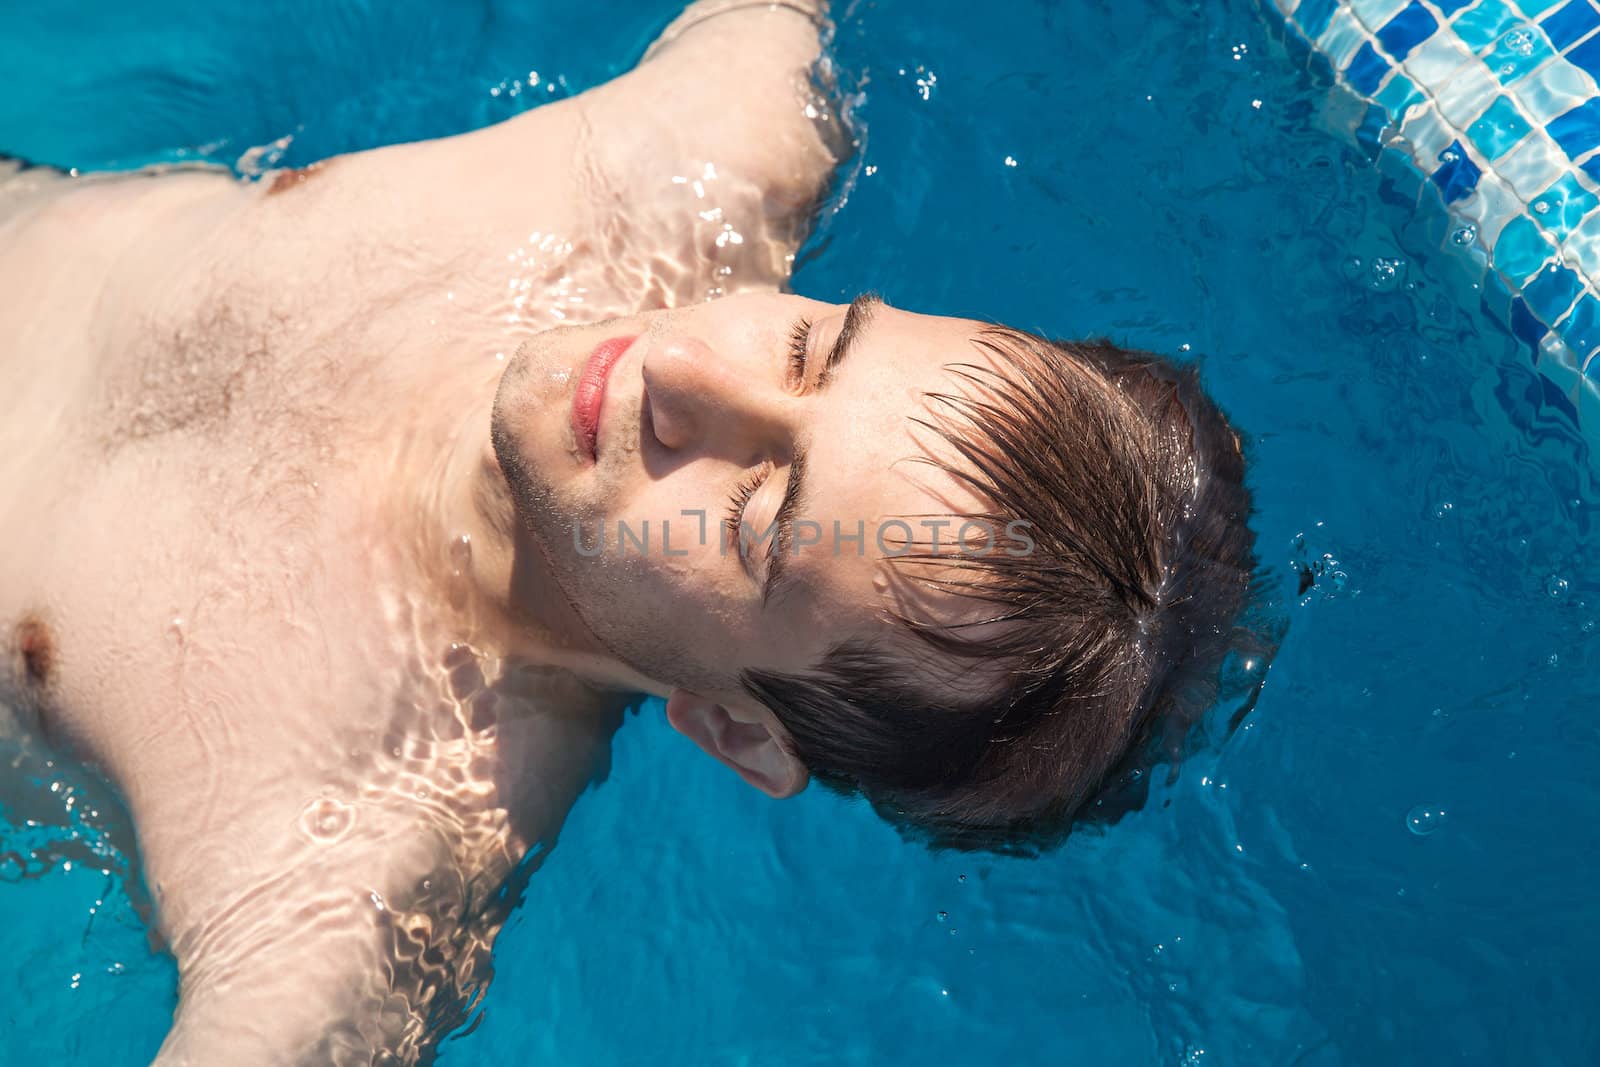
[1534,200,1551,215]
[1369,257,1402,291]
[936,910,948,922]
[1451,224,1477,245]
[300,797,355,842]
[957,874,966,883]
[1405,805,1445,836]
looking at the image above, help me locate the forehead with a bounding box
[767,302,1006,655]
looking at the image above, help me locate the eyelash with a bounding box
[787,316,813,387]
[724,464,771,549]
[721,317,810,554]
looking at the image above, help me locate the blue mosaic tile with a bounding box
[1500,213,1558,274]
[1546,96,1600,155]
[1355,100,1392,149]
[1376,70,1425,112]
[1266,0,1600,431]
[1524,259,1585,318]
[1531,172,1600,229]
[1483,264,1516,318]
[1485,24,1558,82]
[1564,26,1600,74]
[1469,94,1535,157]
[1432,139,1484,200]
[1376,1,1440,58]
[1540,0,1600,51]
[1510,295,1551,348]
[1559,291,1600,355]
[1347,41,1392,93]
[1297,0,1339,38]
[1453,0,1527,52]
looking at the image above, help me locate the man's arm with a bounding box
[574,0,847,283]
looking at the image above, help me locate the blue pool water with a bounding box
[2,0,1597,1063]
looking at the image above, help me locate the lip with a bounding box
[571,335,638,462]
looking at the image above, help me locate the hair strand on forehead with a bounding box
[742,324,1260,853]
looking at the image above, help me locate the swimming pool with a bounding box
[1,0,1596,1063]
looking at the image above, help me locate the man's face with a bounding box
[489,292,996,703]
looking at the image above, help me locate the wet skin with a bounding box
[0,2,991,1062]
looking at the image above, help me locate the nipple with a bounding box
[16,615,54,687]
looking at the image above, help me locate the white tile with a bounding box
[1403,31,1479,89]
[1436,59,1501,126]
[1563,209,1600,277]
[1496,130,1570,199]
[1350,0,1413,32]
[1320,7,1372,69]
[1459,172,1524,245]
[1399,101,1460,164]
[1511,55,1600,125]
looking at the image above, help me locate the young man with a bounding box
[0,0,1254,1061]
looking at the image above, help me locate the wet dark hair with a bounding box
[741,329,1258,853]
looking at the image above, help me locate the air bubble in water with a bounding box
[300,797,355,842]
[1546,575,1569,599]
[1405,805,1445,836]
[1504,27,1535,56]
[1534,200,1551,215]
[937,911,948,922]
[1451,224,1476,245]
[1369,257,1402,291]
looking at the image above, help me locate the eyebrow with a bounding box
[761,293,883,606]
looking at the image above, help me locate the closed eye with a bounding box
[723,462,773,553]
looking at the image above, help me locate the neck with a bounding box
[386,358,655,697]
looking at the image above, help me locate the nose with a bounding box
[641,334,794,457]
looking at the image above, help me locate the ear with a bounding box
[665,689,809,799]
